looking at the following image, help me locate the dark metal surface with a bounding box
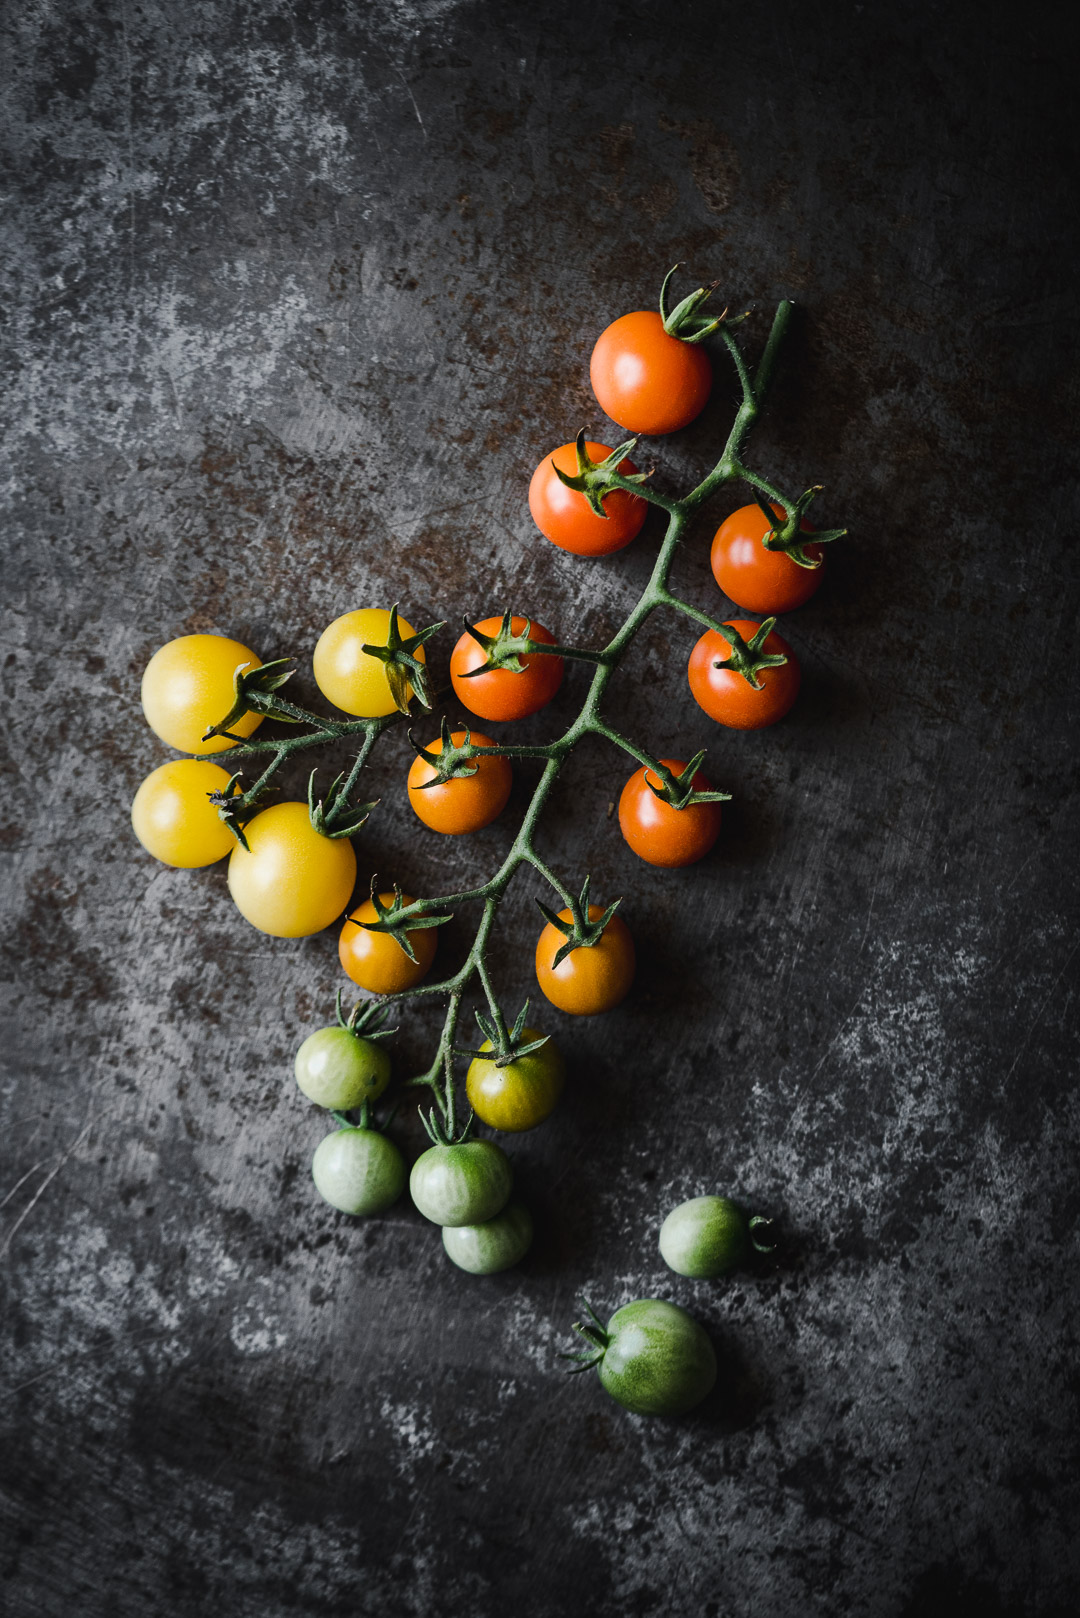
[2,2,1078,1613]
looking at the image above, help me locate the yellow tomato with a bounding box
[227,802,357,937]
[141,634,263,754]
[313,608,425,717]
[130,760,236,868]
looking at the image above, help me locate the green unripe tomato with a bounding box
[409,1139,513,1227]
[594,1299,716,1416]
[442,1200,533,1274]
[294,1026,390,1110]
[312,1126,406,1216]
[658,1195,750,1278]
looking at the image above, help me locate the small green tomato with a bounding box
[409,1139,513,1228]
[294,1026,390,1110]
[658,1195,774,1278]
[569,1298,717,1416]
[312,1126,406,1216]
[442,1200,533,1274]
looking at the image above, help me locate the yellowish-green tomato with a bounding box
[313,608,425,718]
[130,759,236,867]
[465,1029,565,1133]
[140,634,263,754]
[227,801,357,937]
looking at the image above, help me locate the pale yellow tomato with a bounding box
[141,634,263,754]
[130,760,236,868]
[227,802,357,937]
[313,608,425,717]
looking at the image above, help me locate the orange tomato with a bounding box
[590,311,711,435]
[534,904,635,1015]
[338,893,437,995]
[407,730,512,834]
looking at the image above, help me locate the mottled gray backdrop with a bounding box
[2,1,1078,1614]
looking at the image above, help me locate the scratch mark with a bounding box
[396,68,427,138]
[0,1118,97,1259]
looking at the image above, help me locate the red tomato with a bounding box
[590,312,711,435]
[534,905,635,1015]
[711,503,824,615]
[618,759,723,868]
[528,440,647,557]
[407,729,512,834]
[688,620,800,730]
[450,616,563,722]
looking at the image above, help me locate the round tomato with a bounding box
[227,801,356,937]
[294,1025,391,1110]
[442,1201,533,1274]
[409,1139,513,1227]
[141,634,263,754]
[711,503,824,615]
[312,1126,406,1216]
[130,759,237,868]
[450,616,563,722]
[465,1029,565,1132]
[534,905,635,1015]
[408,730,512,835]
[528,441,647,557]
[338,892,437,995]
[590,311,711,435]
[658,1196,752,1277]
[575,1299,717,1416]
[313,607,425,718]
[618,759,722,868]
[688,620,800,730]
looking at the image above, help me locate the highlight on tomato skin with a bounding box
[226,801,358,938]
[407,729,512,835]
[140,633,264,755]
[450,615,564,722]
[528,440,647,556]
[313,607,426,718]
[687,621,801,731]
[338,892,437,995]
[618,760,723,868]
[131,758,238,868]
[711,503,824,615]
[590,310,712,436]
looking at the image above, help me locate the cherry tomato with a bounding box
[294,1026,390,1109]
[618,759,722,868]
[465,1029,565,1132]
[407,730,512,835]
[227,801,356,937]
[590,311,711,435]
[141,634,263,754]
[688,620,800,730]
[575,1299,717,1416]
[313,607,425,718]
[338,892,437,994]
[450,616,563,722]
[534,904,635,1015]
[409,1140,513,1227]
[528,440,647,557]
[711,503,824,615]
[312,1126,406,1216]
[659,1197,752,1277]
[442,1201,533,1274]
[130,759,237,868]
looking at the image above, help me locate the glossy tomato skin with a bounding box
[311,1127,406,1216]
[535,905,635,1015]
[313,608,425,718]
[590,311,711,435]
[338,892,436,995]
[450,617,563,722]
[711,503,824,615]
[596,1299,717,1416]
[658,1196,748,1278]
[227,801,357,937]
[618,759,722,869]
[528,441,647,557]
[688,621,800,730]
[442,1200,533,1274]
[294,1026,391,1110]
[141,634,263,754]
[409,1140,513,1227]
[408,729,512,835]
[131,759,237,868]
[466,1029,565,1132]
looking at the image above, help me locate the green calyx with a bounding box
[552,429,653,518]
[472,997,550,1069]
[659,263,745,345]
[535,874,620,970]
[752,486,847,569]
[355,880,454,964]
[421,1103,476,1147]
[359,602,444,715]
[308,766,378,840]
[712,617,788,691]
[207,769,258,849]
[748,1214,777,1255]
[409,715,488,785]
[643,751,732,812]
[202,657,299,744]
[458,610,541,676]
[561,1298,610,1374]
[335,987,397,1044]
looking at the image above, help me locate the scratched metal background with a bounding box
[2,1,1078,1613]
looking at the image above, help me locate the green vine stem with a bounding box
[196,296,827,1138]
